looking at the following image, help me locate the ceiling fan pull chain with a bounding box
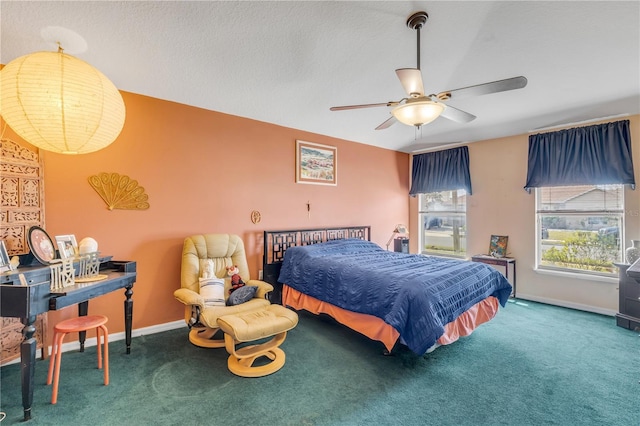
[414,125,423,140]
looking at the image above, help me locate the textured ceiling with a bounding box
[1,1,639,153]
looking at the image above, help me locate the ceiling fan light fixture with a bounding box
[329,10,526,132]
[391,100,444,127]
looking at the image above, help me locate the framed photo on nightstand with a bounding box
[489,235,508,258]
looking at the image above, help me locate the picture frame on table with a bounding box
[489,235,509,258]
[296,140,337,186]
[55,234,78,259]
[0,240,11,273]
[27,226,57,265]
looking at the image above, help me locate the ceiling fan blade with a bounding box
[396,68,424,97]
[330,101,398,111]
[437,76,528,101]
[440,104,476,123]
[375,116,397,130]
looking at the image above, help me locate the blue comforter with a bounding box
[278,239,512,354]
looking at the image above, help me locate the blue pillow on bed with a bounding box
[226,286,258,306]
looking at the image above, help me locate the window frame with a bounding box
[418,189,467,258]
[535,184,625,277]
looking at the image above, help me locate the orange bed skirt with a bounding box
[282,285,500,353]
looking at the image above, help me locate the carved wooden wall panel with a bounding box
[0,138,44,255]
[1,138,47,365]
[0,316,47,363]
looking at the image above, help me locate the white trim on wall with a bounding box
[515,293,617,317]
[2,319,186,367]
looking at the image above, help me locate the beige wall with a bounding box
[411,115,640,314]
[2,91,410,344]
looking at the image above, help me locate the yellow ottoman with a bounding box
[217,305,298,377]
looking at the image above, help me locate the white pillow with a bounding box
[199,277,225,307]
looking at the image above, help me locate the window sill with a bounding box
[421,251,467,260]
[534,267,618,284]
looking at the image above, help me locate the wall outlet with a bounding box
[258,270,263,280]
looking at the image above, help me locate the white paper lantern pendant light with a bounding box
[0,34,125,155]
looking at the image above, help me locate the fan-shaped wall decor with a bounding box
[88,172,150,210]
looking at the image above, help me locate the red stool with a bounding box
[46,315,109,404]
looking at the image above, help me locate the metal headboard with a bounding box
[262,226,371,303]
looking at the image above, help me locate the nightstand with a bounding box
[615,263,640,330]
[471,255,516,297]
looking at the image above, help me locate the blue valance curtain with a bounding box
[409,146,472,196]
[524,120,635,191]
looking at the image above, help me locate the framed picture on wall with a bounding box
[489,235,509,258]
[296,140,337,186]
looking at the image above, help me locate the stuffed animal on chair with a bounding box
[226,265,245,294]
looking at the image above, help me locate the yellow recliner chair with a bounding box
[173,234,273,348]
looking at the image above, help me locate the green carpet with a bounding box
[1,299,639,425]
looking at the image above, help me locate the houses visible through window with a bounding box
[536,184,624,276]
[418,189,466,257]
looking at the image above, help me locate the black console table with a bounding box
[617,262,640,330]
[0,259,136,421]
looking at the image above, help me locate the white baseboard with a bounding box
[2,319,186,367]
[55,319,186,355]
[513,293,617,317]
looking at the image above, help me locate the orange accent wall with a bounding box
[1,91,410,342]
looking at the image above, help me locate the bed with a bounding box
[263,226,512,355]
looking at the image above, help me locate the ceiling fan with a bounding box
[330,11,528,130]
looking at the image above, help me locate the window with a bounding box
[536,184,624,275]
[419,189,466,256]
